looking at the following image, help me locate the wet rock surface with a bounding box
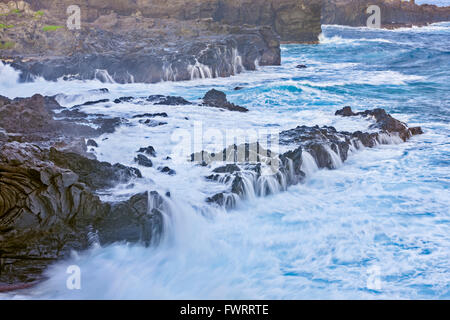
[0,142,165,284]
[137,146,157,158]
[0,0,322,83]
[48,148,142,190]
[0,92,167,286]
[134,154,153,168]
[202,89,249,112]
[0,94,97,142]
[147,95,192,106]
[202,107,423,209]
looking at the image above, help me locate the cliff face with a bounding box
[322,0,450,27]
[19,0,322,42]
[0,0,322,83]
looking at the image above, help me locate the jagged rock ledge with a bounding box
[201,107,423,209]
[0,90,424,288]
[0,94,171,286]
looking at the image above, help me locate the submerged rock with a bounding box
[72,99,110,109]
[132,113,168,119]
[159,167,177,176]
[137,146,157,158]
[148,95,192,106]
[134,154,153,168]
[114,97,135,104]
[86,139,98,148]
[139,119,168,127]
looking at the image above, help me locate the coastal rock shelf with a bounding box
[201,107,423,209]
[0,85,424,287]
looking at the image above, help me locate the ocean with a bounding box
[0,22,449,299]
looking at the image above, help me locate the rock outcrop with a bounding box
[202,89,249,112]
[322,0,450,28]
[0,142,166,284]
[0,93,166,285]
[201,107,423,209]
[0,0,323,83]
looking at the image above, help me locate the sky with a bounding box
[415,0,450,6]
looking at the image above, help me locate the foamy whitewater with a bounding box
[0,23,449,299]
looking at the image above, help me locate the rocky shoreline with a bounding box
[198,107,423,209]
[0,0,436,294]
[0,0,322,83]
[1,1,448,84]
[0,88,424,287]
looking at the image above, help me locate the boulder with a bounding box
[202,89,249,112]
[134,154,153,168]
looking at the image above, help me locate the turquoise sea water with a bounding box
[0,23,449,299]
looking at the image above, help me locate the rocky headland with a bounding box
[322,0,450,28]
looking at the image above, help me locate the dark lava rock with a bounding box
[140,119,168,127]
[0,142,163,283]
[72,99,110,108]
[114,97,135,104]
[202,107,424,209]
[322,0,450,28]
[56,108,90,120]
[137,146,157,157]
[134,154,153,168]
[202,89,249,112]
[206,193,236,209]
[86,139,99,148]
[132,112,168,119]
[94,117,123,134]
[410,127,424,135]
[0,95,11,106]
[0,94,98,141]
[99,191,164,247]
[213,164,241,174]
[89,88,109,94]
[296,64,307,69]
[159,167,176,176]
[335,106,356,117]
[234,86,244,91]
[147,95,192,106]
[335,106,423,140]
[49,148,142,190]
